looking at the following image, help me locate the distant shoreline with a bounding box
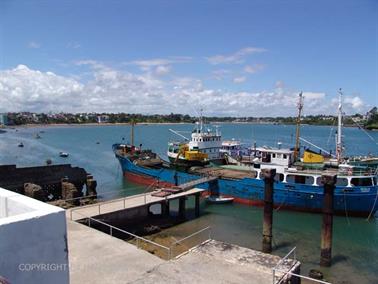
[5,121,366,129]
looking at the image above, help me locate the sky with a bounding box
[0,0,377,116]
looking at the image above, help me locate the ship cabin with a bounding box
[220,140,246,157]
[253,147,294,167]
[189,129,222,160]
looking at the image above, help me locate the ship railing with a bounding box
[286,168,376,177]
[169,226,211,259]
[272,247,331,284]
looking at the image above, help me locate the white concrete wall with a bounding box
[0,188,69,284]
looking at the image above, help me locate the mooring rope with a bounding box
[343,189,351,226]
[275,190,288,212]
[366,187,378,221]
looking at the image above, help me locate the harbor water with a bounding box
[0,123,377,283]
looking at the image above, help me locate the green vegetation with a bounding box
[3,108,377,129]
[364,107,378,130]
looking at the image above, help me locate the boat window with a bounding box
[274,174,284,182]
[305,176,314,185]
[286,175,307,184]
[374,177,377,185]
[283,154,287,159]
[351,177,373,187]
[336,178,348,187]
[272,153,276,158]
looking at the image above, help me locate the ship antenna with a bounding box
[200,108,203,133]
[336,88,343,162]
[294,92,304,161]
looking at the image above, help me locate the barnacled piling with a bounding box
[262,168,275,253]
[320,174,336,267]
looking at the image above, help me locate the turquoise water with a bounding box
[0,123,377,283]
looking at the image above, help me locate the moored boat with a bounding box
[113,91,378,217]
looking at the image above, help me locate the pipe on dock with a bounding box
[262,169,275,253]
[320,174,336,267]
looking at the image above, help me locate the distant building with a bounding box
[97,115,109,123]
[0,113,8,126]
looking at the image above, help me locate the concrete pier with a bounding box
[67,220,300,284]
[320,174,336,267]
[262,168,275,253]
[68,187,205,221]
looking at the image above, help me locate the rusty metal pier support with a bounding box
[262,169,275,253]
[320,174,336,267]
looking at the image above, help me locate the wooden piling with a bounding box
[262,168,275,253]
[195,193,200,218]
[178,197,186,219]
[320,174,336,267]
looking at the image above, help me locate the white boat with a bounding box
[167,110,223,166]
[205,195,234,204]
[59,152,69,158]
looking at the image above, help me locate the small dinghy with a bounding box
[205,195,234,204]
[59,152,69,158]
[18,142,24,148]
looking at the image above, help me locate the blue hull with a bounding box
[114,147,378,217]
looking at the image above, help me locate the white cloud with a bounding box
[233,76,246,84]
[344,96,364,111]
[206,47,266,65]
[67,42,81,49]
[28,41,41,49]
[244,64,265,74]
[154,65,171,76]
[211,69,231,80]
[0,64,366,116]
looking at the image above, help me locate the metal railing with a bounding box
[272,247,297,284]
[69,191,152,221]
[73,211,172,259]
[71,210,211,260]
[272,247,331,284]
[62,182,158,204]
[169,226,211,259]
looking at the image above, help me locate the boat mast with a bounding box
[131,120,135,146]
[336,88,343,162]
[294,92,304,161]
[199,108,203,133]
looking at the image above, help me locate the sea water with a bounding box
[0,123,377,283]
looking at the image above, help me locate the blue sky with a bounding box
[0,0,377,116]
